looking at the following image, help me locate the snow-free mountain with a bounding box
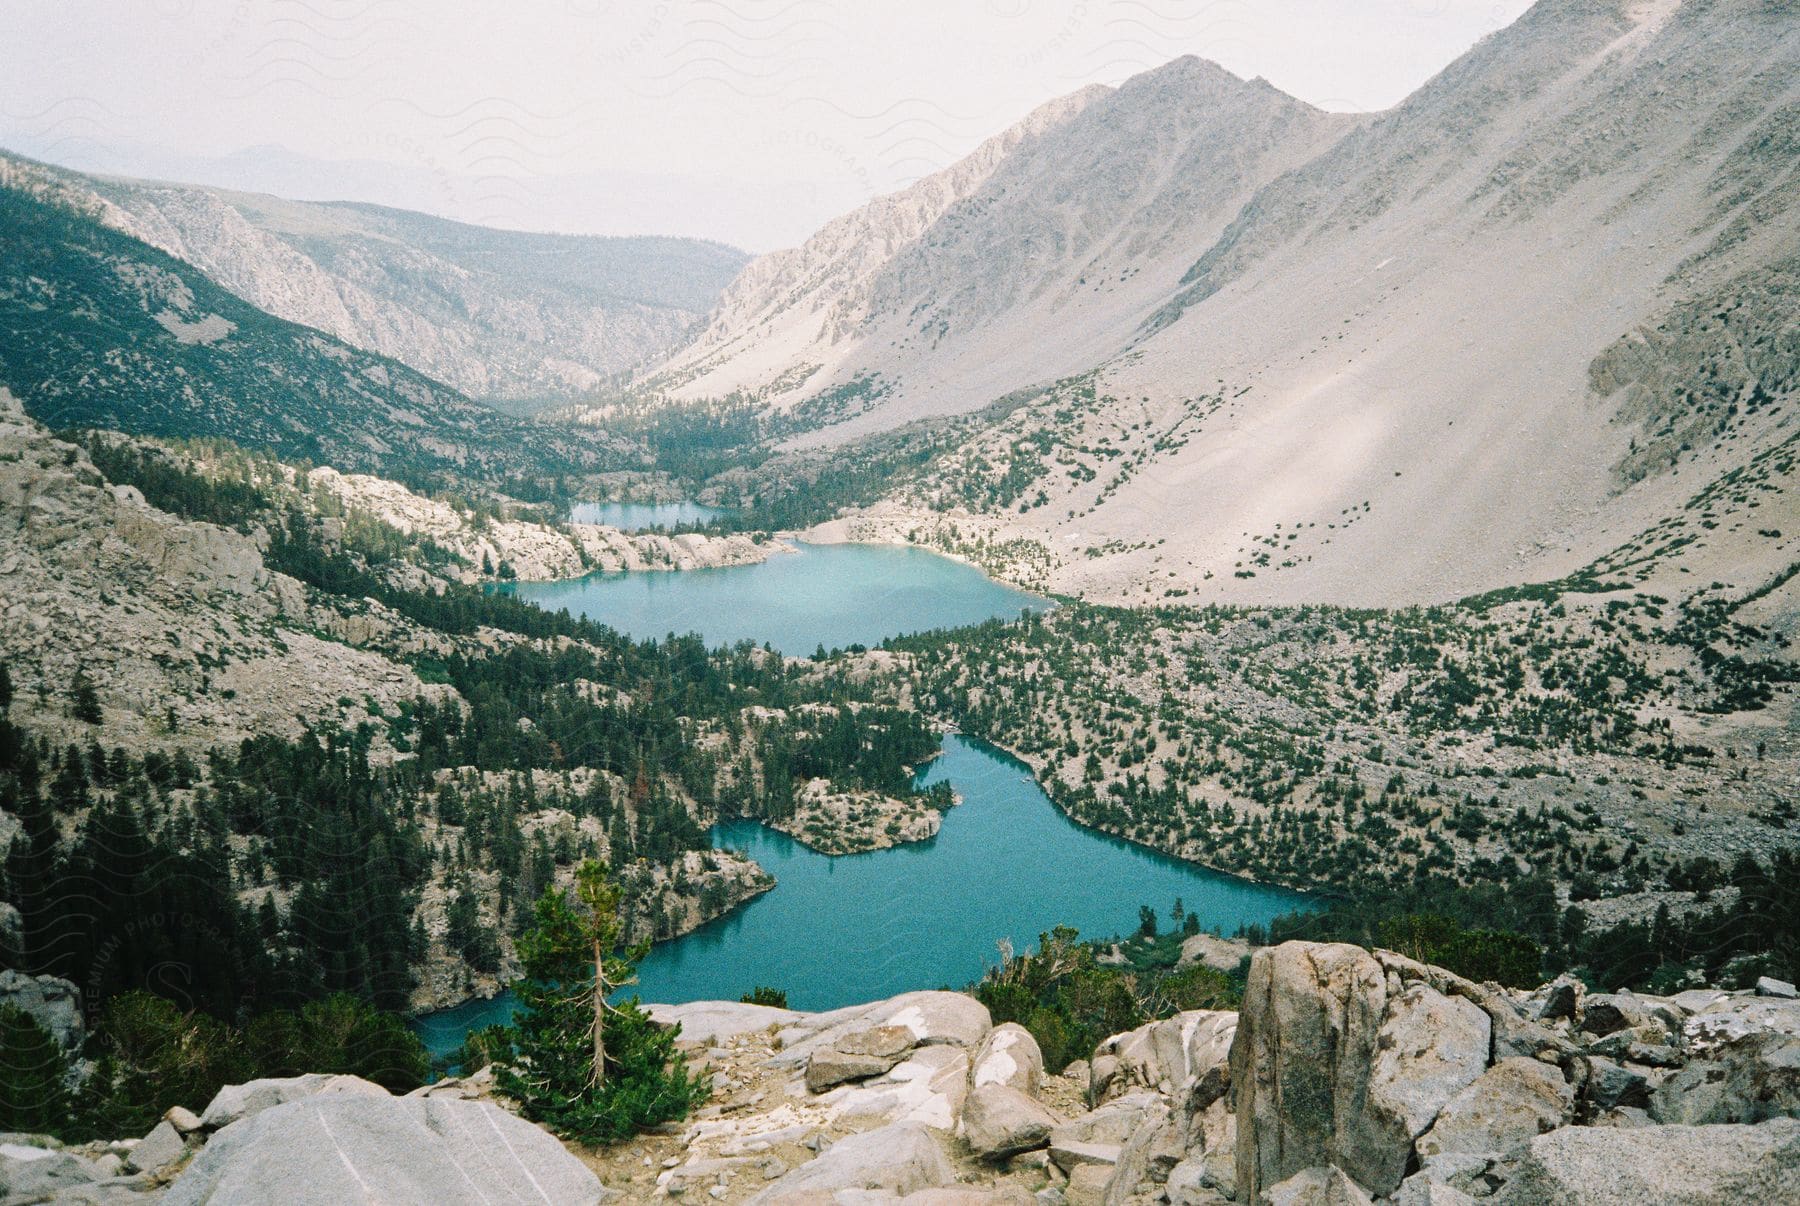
[637,0,1800,607]
[0,150,746,408]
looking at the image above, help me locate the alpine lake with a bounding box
[417,523,1311,1058]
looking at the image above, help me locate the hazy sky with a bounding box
[1,0,1534,250]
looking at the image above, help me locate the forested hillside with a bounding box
[0,185,624,488]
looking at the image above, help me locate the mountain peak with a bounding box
[1109,54,1316,120]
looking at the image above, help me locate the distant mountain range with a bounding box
[0,163,627,480]
[1,0,1793,608]
[630,0,1800,606]
[0,149,746,408]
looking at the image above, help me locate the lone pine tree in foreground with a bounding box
[496,859,705,1143]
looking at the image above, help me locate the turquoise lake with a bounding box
[569,501,729,530]
[415,735,1312,1059]
[418,542,1312,1060]
[498,541,1048,656]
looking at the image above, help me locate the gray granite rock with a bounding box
[165,1095,603,1206]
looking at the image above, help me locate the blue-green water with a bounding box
[417,542,1311,1059]
[498,542,1048,656]
[414,735,1311,1060]
[569,501,728,530]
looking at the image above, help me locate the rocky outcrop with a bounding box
[0,394,440,756]
[197,1072,389,1129]
[1224,942,1800,1205]
[1360,983,1490,1187]
[960,1085,1060,1159]
[1231,941,1389,1198]
[0,971,84,1050]
[39,945,1800,1204]
[1487,1119,1800,1205]
[1092,1010,1236,1107]
[1415,1057,1574,1160]
[1178,934,1253,976]
[308,466,778,584]
[616,851,778,948]
[165,1094,604,1205]
[645,1000,804,1046]
[971,1023,1045,1097]
[1649,1032,1800,1125]
[749,1121,954,1204]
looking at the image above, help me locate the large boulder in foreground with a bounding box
[1231,942,1388,1200]
[1649,1032,1800,1125]
[164,1095,603,1205]
[749,1121,953,1204]
[1488,1118,1800,1204]
[199,1072,388,1128]
[960,1084,1059,1158]
[1358,982,1490,1191]
[1417,1057,1574,1160]
[1264,1164,1374,1206]
[971,1022,1045,1096]
[1092,1010,1236,1106]
[646,999,804,1044]
[771,990,992,1068]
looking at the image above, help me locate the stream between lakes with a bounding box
[418,541,1310,1057]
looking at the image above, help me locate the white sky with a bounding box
[0,0,1535,250]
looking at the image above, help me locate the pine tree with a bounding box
[496,860,705,1143]
[0,1006,68,1131]
[70,669,102,725]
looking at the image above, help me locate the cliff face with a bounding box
[20,942,1796,1202]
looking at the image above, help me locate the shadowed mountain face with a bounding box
[0,150,747,409]
[0,179,622,481]
[642,0,1800,607]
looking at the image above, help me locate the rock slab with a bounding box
[164,1095,604,1205]
[961,1084,1059,1159]
[749,1121,953,1204]
[1230,942,1388,1200]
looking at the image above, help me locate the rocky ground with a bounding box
[8,940,1797,1203]
[306,465,781,584]
[0,389,446,758]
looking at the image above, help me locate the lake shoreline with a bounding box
[414,735,1316,1052]
[951,729,1323,900]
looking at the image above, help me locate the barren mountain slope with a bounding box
[863,0,1800,606]
[642,84,1106,411]
[1070,0,1800,605]
[642,59,1351,434]
[0,150,746,406]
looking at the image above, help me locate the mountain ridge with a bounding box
[0,149,747,407]
[640,0,1800,609]
[0,177,621,481]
